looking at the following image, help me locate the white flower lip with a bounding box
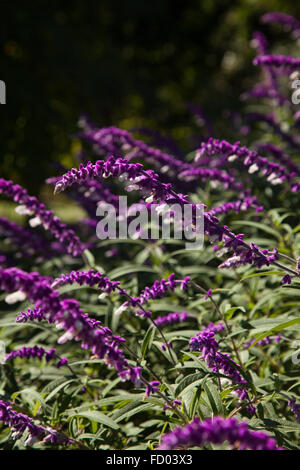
[5,290,27,305]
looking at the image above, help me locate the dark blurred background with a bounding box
[1,0,300,193]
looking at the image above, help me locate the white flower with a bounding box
[228,154,238,162]
[29,216,42,227]
[15,205,33,216]
[5,291,26,304]
[58,330,75,344]
[290,71,300,81]
[194,151,203,162]
[114,304,127,316]
[121,144,131,151]
[155,203,168,214]
[145,195,154,203]
[125,184,139,192]
[131,175,143,183]
[248,163,259,174]
[271,178,283,185]
[160,165,170,173]
[98,293,108,300]
[119,172,128,182]
[267,172,277,182]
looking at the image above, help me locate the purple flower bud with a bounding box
[145,381,160,397]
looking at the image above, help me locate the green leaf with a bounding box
[175,372,206,397]
[141,325,156,359]
[231,220,281,240]
[240,271,284,281]
[83,249,95,268]
[66,410,119,430]
[225,306,246,319]
[108,265,157,279]
[250,318,300,348]
[11,388,48,412]
[44,379,76,402]
[112,402,154,422]
[203,382,224,415]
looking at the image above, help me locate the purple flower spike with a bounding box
[124,275,191,308]
[0,266,141,387]
[261,12,300,36]
[54,157,285,272]
[190,329,253,412]
[51,270,120,293]
[253,54,300,71]
[0,399,72,447]
[158,416,281,450]
[3,346,68,369]
[0,178,84,257]
[155,311,189,327]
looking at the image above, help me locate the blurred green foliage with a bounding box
[0,0,299,192]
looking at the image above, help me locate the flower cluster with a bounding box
[53,155,289,277]
[190,330,254,412]
[245,334,281,349]
[207,196,263,217]
[77,122,188,175]
[51,269,120,293]
[195,138,299,189]
[0,267,140,387]
[127,274,191,308]
[288,399,300,422]
[178,166,240,190]
[3,346,68,369]
[256,143,300,177]
[0,178,84,257]
[261,11,300,36]
[0,399,72,446]
[154,311,189,327]
[158,416,281,450]
[203,322,225,334]
[253,54,300,71]
[0,217,65,261]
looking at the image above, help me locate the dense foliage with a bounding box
[1,11,300,450]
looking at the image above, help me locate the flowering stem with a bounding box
[81,255,178,368]
[120,343,188,423]
[191,281,243,365]
[277,252,297,264]
[116,286,177,367]
[139,375,189,424]
[228,393,273,417]
[121,343,161,382]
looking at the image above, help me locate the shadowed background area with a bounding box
[0,0,300,193]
